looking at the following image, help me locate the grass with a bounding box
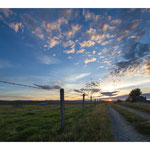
[54,104,113,142]
[0,103,113,141]
[112,104,150,136]
[119,102,150,114]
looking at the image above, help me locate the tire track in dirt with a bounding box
[117,104,150,120]
[107,105,148,142]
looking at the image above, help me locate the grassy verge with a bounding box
[112,104,150,136]
[119,102,150,114]
[54,104,113,141]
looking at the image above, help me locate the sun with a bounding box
[108,99,112,102]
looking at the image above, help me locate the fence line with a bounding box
[59,89,100,129]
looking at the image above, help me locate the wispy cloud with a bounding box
[67,72,91,82]
[37,54,60,65]
[34,84,62,90]
[101,91,118,97]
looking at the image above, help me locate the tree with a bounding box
[129,88,142,102]
[126,96,131,102]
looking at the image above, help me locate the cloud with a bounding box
[86,28,105,43]
[80,40,95,47]
[34,84,62,90]
[0,13,24,33]
[144,58,150,74]
[32,27,44,40]
[108,10,150,78]
[21,13,37,29]
[83,9,99,22]
[64,24,81,39]
[111,19,122,25]
[66,73,91,82]
[86,81,100,87]
[77,49,85,54]
[110,42,150,76]
[84,57,96,64]
[86,28,96,34]
[47,38,59,48]
[38,55,60,65]
[74,73,91,80]
[0,80,39,89]
[74,88,100,94]
[47,35,62,48]
[63,40,74,48]
[42,17,68,33]
[0,8,14,17]
[101,91,118,96]
[103,24,115,32]
[8,22,24,32]
[0,80,62,91]
[101,40,112,46]
[64,46,75,54]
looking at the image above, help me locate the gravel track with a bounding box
[117,104,150,120]
[107,105,148,142]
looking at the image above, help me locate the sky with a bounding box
[0,8,150,101]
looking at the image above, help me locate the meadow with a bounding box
[0,102,113,142]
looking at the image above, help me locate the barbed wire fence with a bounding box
[0,80,102,130]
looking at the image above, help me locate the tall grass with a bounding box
[54,104,113,141]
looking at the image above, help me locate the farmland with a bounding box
[1,101,150,142]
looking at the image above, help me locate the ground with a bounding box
[0,101,150,141]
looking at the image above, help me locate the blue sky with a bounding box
[0,8,150,101]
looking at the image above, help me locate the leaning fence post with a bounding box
[60,88,64,129]
[81,94,85,117]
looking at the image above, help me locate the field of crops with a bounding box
[0,103,113,142]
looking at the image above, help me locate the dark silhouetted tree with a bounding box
[129,88,142,102]
[126,96,131,102]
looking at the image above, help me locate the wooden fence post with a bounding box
[89,95,92,112]
[60,88,64,129]
[81,94,85,117]
[94,99,96,108]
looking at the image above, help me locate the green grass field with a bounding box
[119,102,150,114]
[0,103,113,141]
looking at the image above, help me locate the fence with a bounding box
[0,80,102,130]
[59,88,101,129]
